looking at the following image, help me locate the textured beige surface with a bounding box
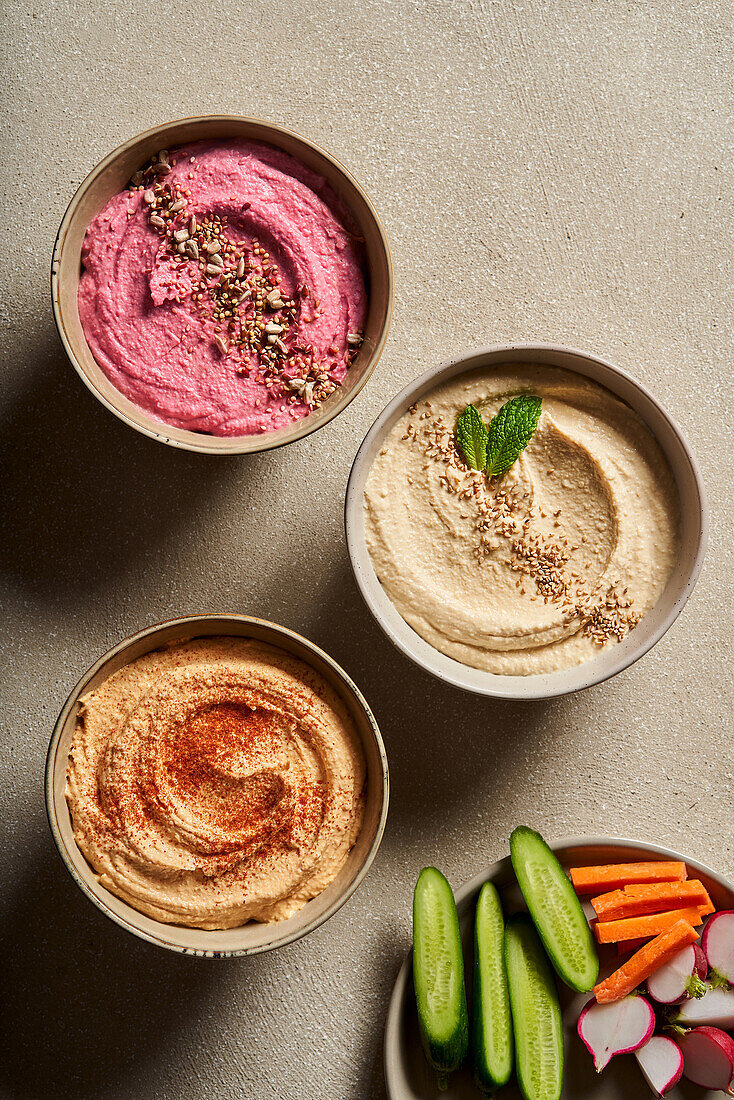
[1,2,732,1098]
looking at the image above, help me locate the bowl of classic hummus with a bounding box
[346,343,707,699]
[52,117,393,453]
[46,615,389,955]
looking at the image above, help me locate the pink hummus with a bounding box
[78,140,368,436]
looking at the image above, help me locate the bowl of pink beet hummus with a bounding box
[52,118,393,453]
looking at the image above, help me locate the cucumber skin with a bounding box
[510,825,599,993]
[505,915,564,1100]
[413,867,469,1087]
[472,882,513,1093]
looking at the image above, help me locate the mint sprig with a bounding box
[455,404,488,470]
[485,395,542,476]
[455,394,542,476]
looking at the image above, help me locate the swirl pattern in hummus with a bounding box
[364,365,679,675]
[66,637,366,928]
[78,140,367,436]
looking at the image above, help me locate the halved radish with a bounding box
[679,1026,734,1093]
[671,983,734,1028]
[577,994,655,1071]
[647,943,707,1004]
[635,1035,683,1097]
[702,909,734,987]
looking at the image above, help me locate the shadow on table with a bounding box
[306,556,558,832]
[304,559,564,1100]
[0,327,256,604]
[0,831,225,1100]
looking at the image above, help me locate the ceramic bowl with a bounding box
[45,614,389,956]
[52,116,393,454]
[345,343,707,700]
[384,836,734,1099]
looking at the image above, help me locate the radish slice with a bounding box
[635,1035,683,1097]
[679,1026,734,1092]
[702,909,734,987]
[647,943,708,1004]
[672,983,734,1028]
[577,995,655,1071]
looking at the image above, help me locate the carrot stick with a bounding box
[594,919,700,1004]
[591,880,712,921]
[595,906,703,944]
[570,861,687,894]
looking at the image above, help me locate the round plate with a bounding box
[384,837,734,1099]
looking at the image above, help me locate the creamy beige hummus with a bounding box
[364,365,679,675]
[66,637,366,928]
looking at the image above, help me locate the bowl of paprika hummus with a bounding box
[52,117,393,453]
[46,615,389,955]
[346,343,707,699]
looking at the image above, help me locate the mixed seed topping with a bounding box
[400,405,641,647]
[127,150,363,415]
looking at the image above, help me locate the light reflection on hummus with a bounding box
[364,366,679,675]
[66,637,366,929]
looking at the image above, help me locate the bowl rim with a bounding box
[45,613,390,957]
[383,835,734,1099]
[50,114,394,456]
[345,341,709,700]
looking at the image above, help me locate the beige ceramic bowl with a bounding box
[346,343,708,700]
[385,837,734,1099]
[52,116,393,454]
[45,614,389,956]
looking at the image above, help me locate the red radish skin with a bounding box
[646,943,708,1004]
[680,1026,734,1093]
[702,909,734,988]
[577,995,655,1071]
[635,1035,683,1097]
[672,983,734,1028]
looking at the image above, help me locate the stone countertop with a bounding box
[1,1,731,1097]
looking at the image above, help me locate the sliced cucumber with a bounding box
[413,867,469,1089]
[505,915,564,1100]
[472,882,513,1093]
[510,825,599,993]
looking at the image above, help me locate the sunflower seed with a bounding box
[149,215,166,229]
[208,254,224,269]
[206,263,223,275]
[143,189,156,204]
[275,338,287,354]
[347,332,363,346]
[184,239,199,259]
[157,149,169,162]
[236,258,245,278]
[176,242,186,254]
[131,170,144,186]
[170,199,186,213]
[173,228,189,243]
[154,163,171,176]
[214,335,228,354]
[205,240,221,254]
[264,322,283,334]
[189,215,197,235]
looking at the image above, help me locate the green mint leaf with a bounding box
[455,404,488,470]
[485,395,542,476]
